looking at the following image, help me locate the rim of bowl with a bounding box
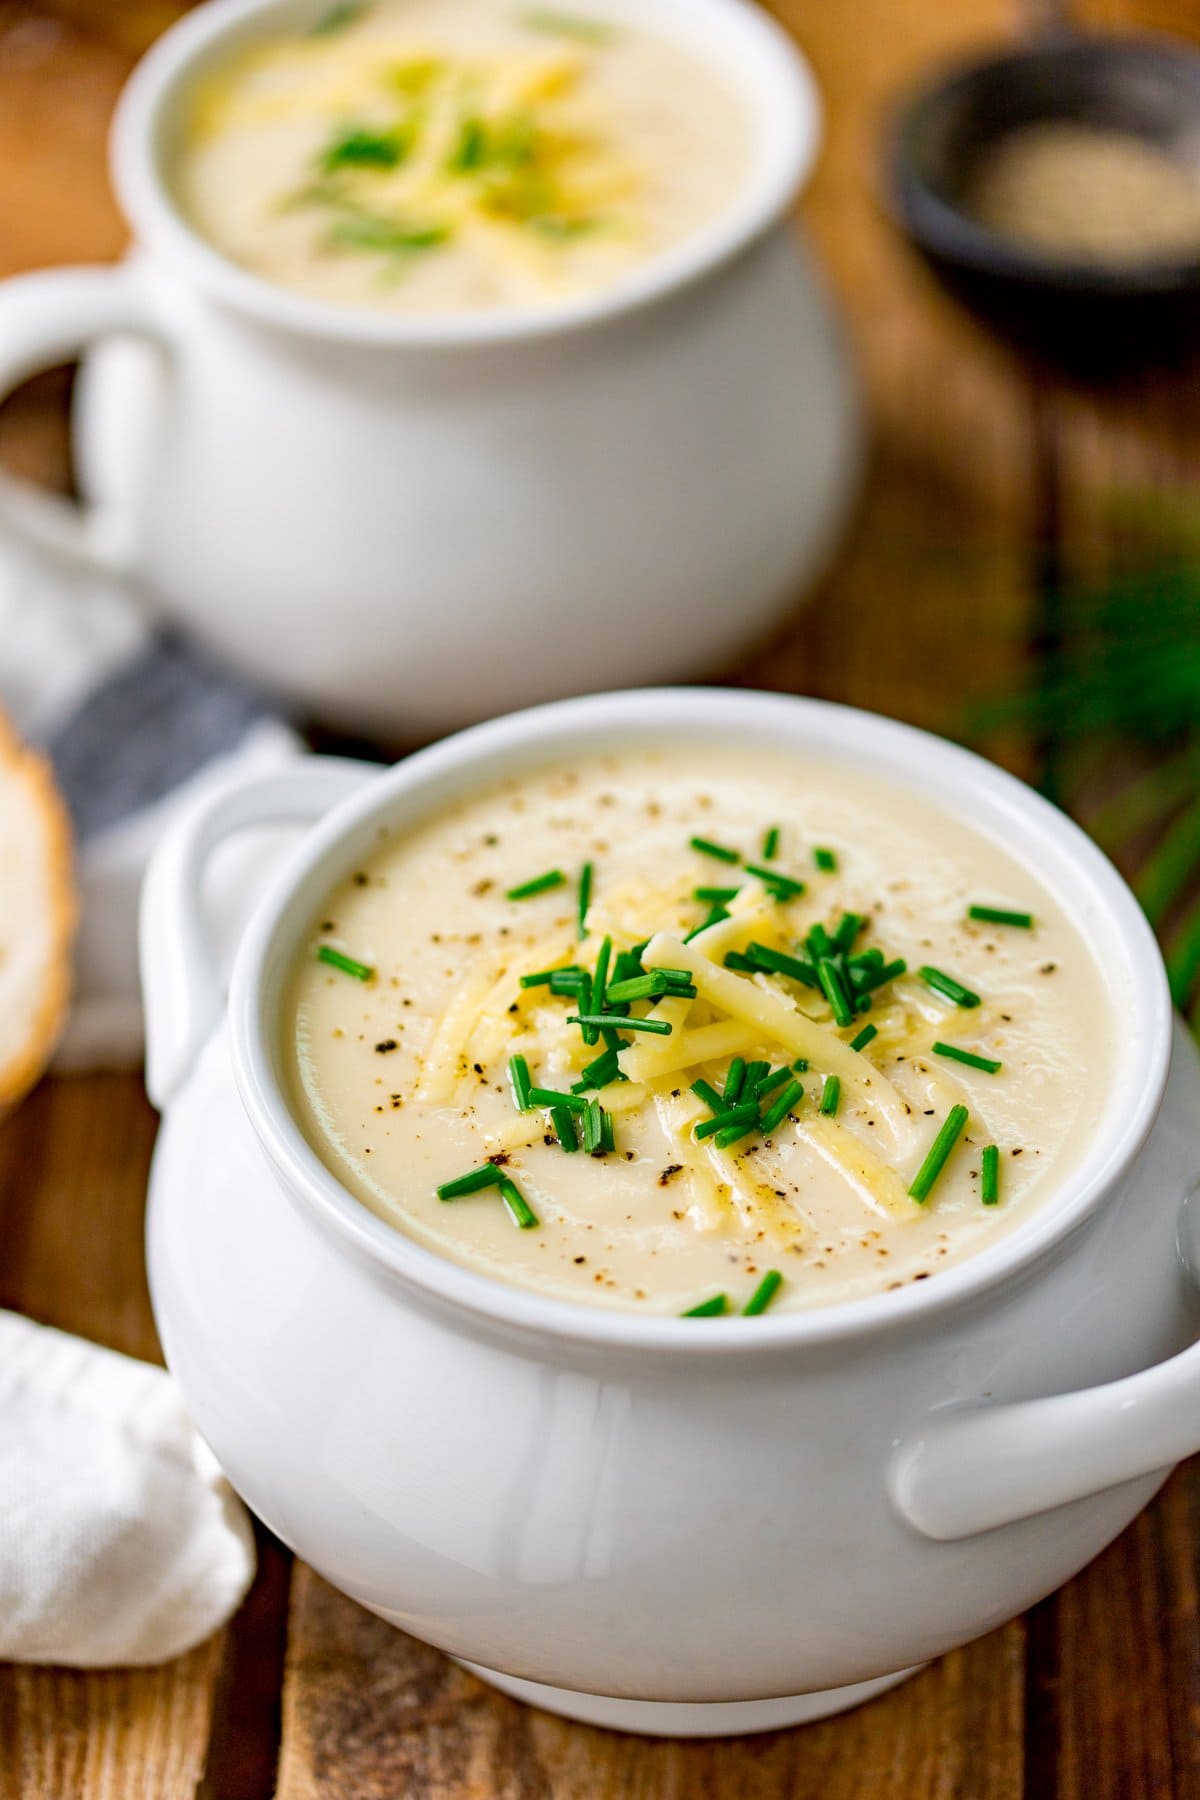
[226,688,1172,1357]
[109,0,820,349]
[888,34,1200,296]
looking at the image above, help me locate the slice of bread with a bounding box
[0,713,74,1106]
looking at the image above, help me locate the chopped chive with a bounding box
[920,966,982,1008]
[600,1108,616,1153]
[851,956,907,995]
[761,826,780,860]
[567,1013,673,1035]
[691,1077,726,1114]
[572,1046,624,1091]
[744,863,805,898]
[806,923,832,960]
[715,1117,759,1149]
[591,934,612,1013]
[850,1023,878,1052]
[685,904,729,941]
[508,1054,533,1112]
[909,1104,969,1203]
[437,1164,502,1200]
[317,944,374,980]
[760,1078,803,1134]
[969,904,1034,929]
[981,1143,1000,1205]
[694,1101,758,1141]
[849,946,885,970]
[723,951,759,973]
[551,1104,579,1151]
[605,970,696,1004]
[577,861,593,938]
[724,1057,746,1103]
[506,868,567,901]
[814,847,837,872]
[582,1098,603,1152]
[833,912,864,954]
[548,968,587,995]
[745,942,819,987]
[743,1060,769,1093]
[742,1270,783,1315]
[694,886,741,903]
[754,1065,790,1100]
[690,836,740,864]
[520,963,584,989]
[819,1074,841,1116]
[527,1086,588,1111]
[932,1041,1002,1074]
[817,958,854,1028]
[682,1292,728,1317]
[498,1175,539,1229]
[792,1058,809,1073]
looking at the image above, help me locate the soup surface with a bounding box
[175,0,748,313]
[286,746,1113,1316]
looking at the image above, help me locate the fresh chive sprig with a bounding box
[969,904,1033,929]
[909,1104,969,1203]
[742,1270,783,1315]
[506,868,567,901]
[932,1042,1001,1074]
[920,966,982,1008]
[316,944,375,981]
[981,1143,1000,1205]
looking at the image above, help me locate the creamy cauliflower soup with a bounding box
[286,747,1114,1317]
[174,0,749,313]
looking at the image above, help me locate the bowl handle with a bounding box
[889,1325,1200,1540]
[140,757,377,1110]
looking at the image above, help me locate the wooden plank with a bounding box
[277,1568,1025,1800]
[741,0,1039,776]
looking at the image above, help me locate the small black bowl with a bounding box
[888,32,1200,372]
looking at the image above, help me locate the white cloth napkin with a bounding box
[0,1312,256,1666]
[0,529,311,1665]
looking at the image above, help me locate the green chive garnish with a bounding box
[792,1058,809,1072]
[814,847,837,871]
[577,861,593,939]
[567,1014,673,1035]
[317,944,375,981]
[833,912,864,954]
[819,1075,841,1116]
[715,1117,759,1148]
[600,1109,616,1153]
[309,1,364,35]
[437,1164,502,1200]
[572,1047,624,1091]
[761,826,780,860]
[817,959,854,1028]
[969,905,1034,929]
[685,905,729,941]
[694,886,741,904]
[508,1054,533,1113]
[551,1104,579,1152]
[745,942,819,987]
[507,869,567,901]
[694,1102,758,1141]
[742,1270,782,1315]
[690,1077,726,1114]
[920,966,981,1008]
[724,1056,746,1103]
[850,1023,878,1052]
[760,1078,802,1134]
[852,956,907,995]
[754,1065,791,1101]
[591,934,612,1013]
[520,963,583,989]
[527,1086,588,1111]
[723,951,759,973]
[498,1175,539,1229]
[682,1293,728,1317]
[605,970,695,1004]
[744,864,805,899]
[806,923,832,960]
[981,1143,1000,1205]
[743,1059,769,1093]
[909,1104,969,1203]
[582,1098,603,1152]
[690,836,740,864]
[933,1042,1001,1074]
[548,968,587,995]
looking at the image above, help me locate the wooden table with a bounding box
[2,1,1199,1793]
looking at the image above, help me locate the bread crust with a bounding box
[0,711,76,1106]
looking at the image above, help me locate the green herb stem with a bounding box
[317,945,375,981]
[909,1104,969,1203]
[919,966,982,1008]
[506,868,567,901]
[981,1143,1000,1205]
[742,1270,783,1315]
[968,904,1034,929]
[932,1042,1001,1074]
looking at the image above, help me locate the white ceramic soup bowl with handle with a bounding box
[140,688,1200,1737]
[0,0,859,740]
